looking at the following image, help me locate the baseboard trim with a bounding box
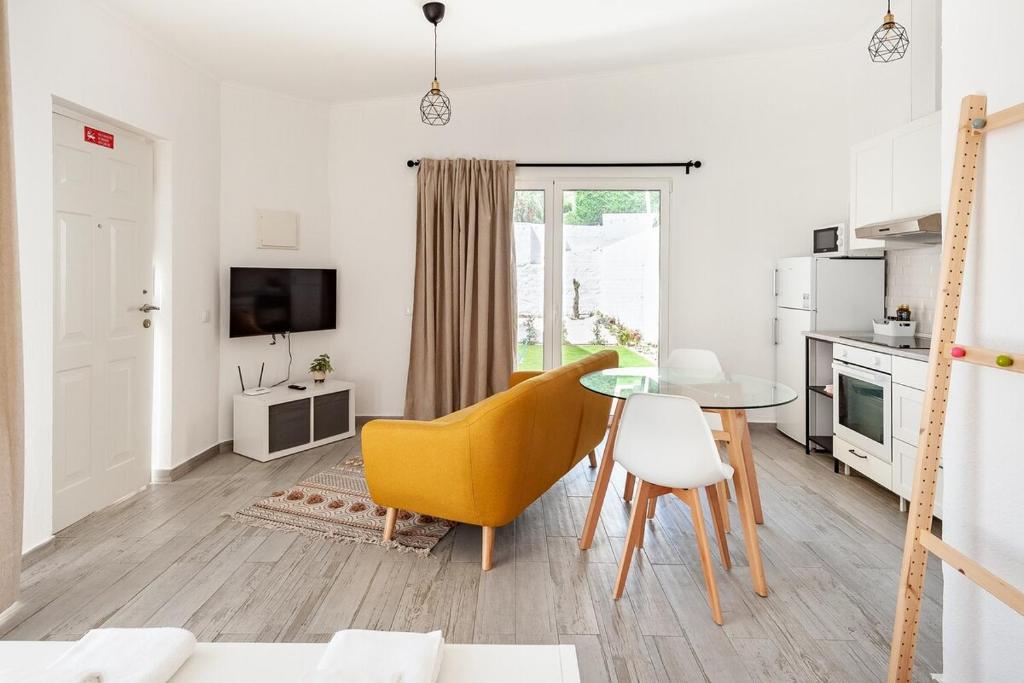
[154,416,395,483]
[21,535,56,567]
[153,440,234,483]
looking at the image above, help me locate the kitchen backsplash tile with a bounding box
[886,245,941,333]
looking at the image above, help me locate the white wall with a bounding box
[939,2,1024,679]
[843,0,941,144]
[324,0,941,419]
[8,0,221,551]
[328,45,854,417]
[218,84,332,440]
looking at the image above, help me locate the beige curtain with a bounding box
[405,159,517,420]
[0,0,24,613]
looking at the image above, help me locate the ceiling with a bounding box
[98,0,872,102]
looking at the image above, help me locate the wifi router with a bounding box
[237,363,272,396]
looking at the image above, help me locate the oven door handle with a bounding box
[832,362,886,384]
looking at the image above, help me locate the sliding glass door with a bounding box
[514,178,669,371]
[513,184,552,371]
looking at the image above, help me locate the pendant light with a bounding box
[868,0,909,63]
[420,2,451,126]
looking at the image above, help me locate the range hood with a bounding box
[855,213,942,244]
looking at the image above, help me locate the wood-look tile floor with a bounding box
[2,424,942,682]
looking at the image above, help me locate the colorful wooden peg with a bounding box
[996,354,1014,367]
[950,346,967,358]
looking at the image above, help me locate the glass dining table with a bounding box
[577,367,798,597]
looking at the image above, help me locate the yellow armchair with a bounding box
[362,351,618,569]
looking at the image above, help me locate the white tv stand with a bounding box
[233,380,355,462]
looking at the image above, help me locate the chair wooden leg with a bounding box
[587,450,597,468]
[482,526,495,571]
[705,485,731,570]
[623,472,636,503]
[647,496,657,520]
[614,480,651,599]
[716,481,731,533]
[637,499,649,550]
[678,488,724,625]
[382,507,398,542]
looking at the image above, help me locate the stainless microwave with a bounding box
[812,223,848,257]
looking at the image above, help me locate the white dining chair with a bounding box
[665,348,725,380]
[624,348,732,526]
[611,392,734,625]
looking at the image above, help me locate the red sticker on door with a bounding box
[83,126,114,149]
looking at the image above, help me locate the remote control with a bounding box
[288,384,307,390]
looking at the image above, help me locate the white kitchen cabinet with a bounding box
[852,140,894,229]
[849,112,942,247]
[892,356,929,391]
[849,139,892,251]
[834,434,894,491]
[892,383,925,446]
[892,112,942,219]
[895,438,943,519]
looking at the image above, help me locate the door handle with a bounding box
[772,268,778,297]
[831,362,884,384]
[138,304,161,313]
[848,448,868,459]
[772,317,779,345]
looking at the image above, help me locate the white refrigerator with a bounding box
[774,256,885,445]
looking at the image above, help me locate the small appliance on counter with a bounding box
[812,223,850,257]
[872,319,917,337]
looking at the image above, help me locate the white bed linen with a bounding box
[0,642,580,683]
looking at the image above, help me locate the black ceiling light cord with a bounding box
[868,0,909,63]
[419,2,451,126]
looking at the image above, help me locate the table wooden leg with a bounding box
[722,409,768,597]
[736,410,764,524]
[580,398,625,550]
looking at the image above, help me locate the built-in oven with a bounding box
[832,345,891,463]
[813,223,848,257]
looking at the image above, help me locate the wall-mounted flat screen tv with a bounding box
[229,267,337,338]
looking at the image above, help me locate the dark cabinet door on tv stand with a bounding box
[268,399,311,453]
[314,390,350,441]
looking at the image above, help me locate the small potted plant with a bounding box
[309,354,334,383]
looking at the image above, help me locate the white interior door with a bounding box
[52,111,155,531]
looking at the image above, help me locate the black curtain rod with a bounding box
[406,160,703,174]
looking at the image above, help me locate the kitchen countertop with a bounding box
[804,331,931,362]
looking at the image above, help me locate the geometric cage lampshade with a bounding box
[419,3,451,126]
[421,80,451,126]
[868,2,910,63]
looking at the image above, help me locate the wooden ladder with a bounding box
[888,93,1024,682]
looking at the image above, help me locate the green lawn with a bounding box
[516,343,654,371]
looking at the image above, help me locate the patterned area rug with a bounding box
[230,456,455,556]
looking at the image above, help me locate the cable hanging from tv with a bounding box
[405,159,703,174]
